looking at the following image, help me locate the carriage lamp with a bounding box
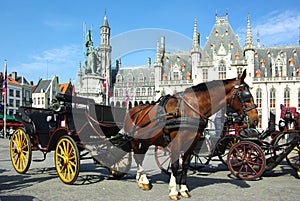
[279,120,286,131]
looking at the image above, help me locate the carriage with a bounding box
[227,104,300,180]
[10,93,132,184]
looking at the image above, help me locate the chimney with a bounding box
[30,81,34,86]
[147,57,151,67]
[12,72,17,80]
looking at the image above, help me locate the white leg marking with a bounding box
[168,173,178,196]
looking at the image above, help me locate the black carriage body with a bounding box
[16,94,128,153]
[11,94,132,184]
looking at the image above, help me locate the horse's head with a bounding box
[228,70,259,128]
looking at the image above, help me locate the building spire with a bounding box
[257,30,261,48]
[244,14,255,51]
[155,40,161,65]
[102,13,109,28]
[191,18,200,53]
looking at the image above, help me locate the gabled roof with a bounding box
[33,79,51,93]
[7,76,20,85]
[15,76,30,85]
[253,46,300,77]
[202,15,244,61]
[59,83,70,94]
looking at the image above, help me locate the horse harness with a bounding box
[126,94,208,144]
[229,79,257,127]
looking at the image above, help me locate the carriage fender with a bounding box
[48,128,70,150]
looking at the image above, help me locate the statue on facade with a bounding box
[85,29,98,75]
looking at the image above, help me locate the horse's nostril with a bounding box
[253,120,258,126]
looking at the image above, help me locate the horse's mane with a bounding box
[183,77,236,93]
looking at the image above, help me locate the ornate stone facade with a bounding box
[77,13,300,130]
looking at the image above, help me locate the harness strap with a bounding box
[175,94,208,119]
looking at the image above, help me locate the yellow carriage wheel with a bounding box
[55,136,80,184]
[217,136,240,165]
[286,142,300,171]
[109,152,132,178]
[10,128,32,174]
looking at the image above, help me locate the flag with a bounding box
[2,62,7,98]
[71,84,76,96]
[125,86,130,108]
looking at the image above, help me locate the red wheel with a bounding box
[227,141,266,180]
[154,146,172,174]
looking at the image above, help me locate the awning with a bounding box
[0,114,17,121]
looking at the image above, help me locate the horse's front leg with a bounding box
[132,141,151,190]
[179,152,192,198]
[169,153,181,200]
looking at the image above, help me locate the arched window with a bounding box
[218,60,226,79]
[141,88,146,96]
[119,88,123,97]
[127,73,133,83]
[116,74,123,83]
[114,89,119,97]
[275,59,283,77]
[270,88,276,108]
[136,88,140,97]
[138,73,144,82]
[150,72,155,82]
[202,69,207,82]
[173,71,180,80]
[147,87,152,96]
[256,88,262,108]
[284,87,290,107]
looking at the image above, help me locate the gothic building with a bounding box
[77,13,300,130]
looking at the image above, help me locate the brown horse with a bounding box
[123,70,258,200]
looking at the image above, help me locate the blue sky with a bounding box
[0,0,299,85]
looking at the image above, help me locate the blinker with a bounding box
[241,90,252,102]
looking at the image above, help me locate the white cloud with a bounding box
[237,10,300,47]
[13,45,82,84]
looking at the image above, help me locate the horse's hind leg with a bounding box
[132,141,151,190]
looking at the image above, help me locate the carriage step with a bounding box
[33,152,47,162]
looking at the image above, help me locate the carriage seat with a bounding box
[27,111,53,148]
[239,128,260,139]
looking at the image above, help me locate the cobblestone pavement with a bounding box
[0,138,299,201]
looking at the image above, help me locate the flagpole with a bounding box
[3,60,7,138]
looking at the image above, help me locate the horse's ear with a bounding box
[239,69,247,82]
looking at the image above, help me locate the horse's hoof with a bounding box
[138,183,151,190]
[169,193,181,200]
[180,190,191,198]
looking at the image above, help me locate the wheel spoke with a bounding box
[58,144,64,154]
